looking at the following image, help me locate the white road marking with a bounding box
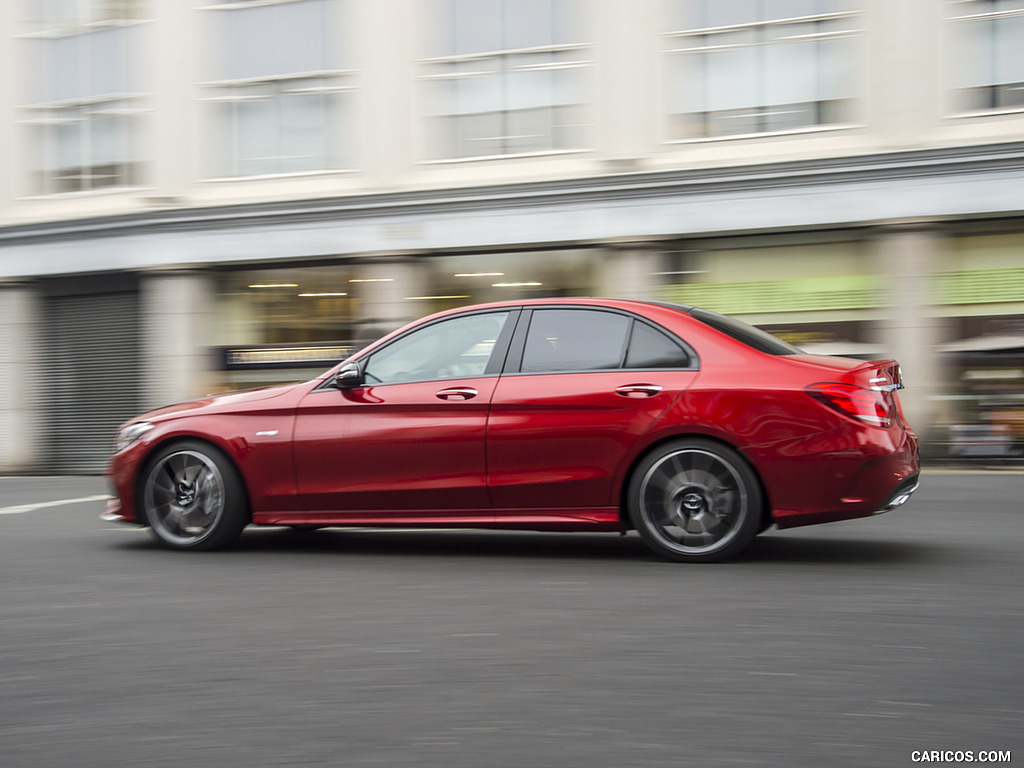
[0,494,110,516]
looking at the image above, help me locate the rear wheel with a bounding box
[627,439,762,563]
[140,441,247,551]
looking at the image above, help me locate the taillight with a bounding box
[806,382,892,427]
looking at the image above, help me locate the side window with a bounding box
[625,322,692,369]
[521,309,630,373]
[363,311,510,385]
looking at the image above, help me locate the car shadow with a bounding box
[739,533,950,566]
[113,526,947,566]
[241,528,649,561]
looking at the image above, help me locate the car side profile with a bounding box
[105,298,920,562]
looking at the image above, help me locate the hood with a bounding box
[137,382,302,423]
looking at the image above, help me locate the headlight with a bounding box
[114,422,154,453]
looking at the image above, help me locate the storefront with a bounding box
[209,249,600,391]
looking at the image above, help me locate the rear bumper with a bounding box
[762,426,920,530]
[876,472,920,514]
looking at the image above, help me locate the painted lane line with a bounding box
[0,494,110,516]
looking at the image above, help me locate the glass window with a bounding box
[411,248,596,318]
[665,0,861,139]
[691,308,802,355]
[521,309,630,373]
[216,266,358,347]
[19,4,149,194]
[951,0,1024,112]
[203,0,356,177]
[364,312,511,385]
[625,322,692,369]
[423,0,593,159]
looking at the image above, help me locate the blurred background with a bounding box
[0,0,1023,473]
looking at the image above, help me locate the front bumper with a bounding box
[101,496,134,524]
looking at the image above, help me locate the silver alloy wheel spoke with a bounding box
[639,448,748,555]
[145,450,226,546]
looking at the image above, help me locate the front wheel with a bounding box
[627,439,762,563]
[140,441,248,551]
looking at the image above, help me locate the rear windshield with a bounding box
[690,308,802,356]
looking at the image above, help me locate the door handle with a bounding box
[615,384,664,398]
[436,387,478,401]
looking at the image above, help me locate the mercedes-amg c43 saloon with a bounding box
[106,299,920,562]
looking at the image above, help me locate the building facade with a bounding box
[1,0,1023,473]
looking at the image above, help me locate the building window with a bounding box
[21,0,146,29]
[202,0,356,178]
[950,0,1024,113]
[665,0,861,140]
[422,0,593,160]
[18,1,149,194]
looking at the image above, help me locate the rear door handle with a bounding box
[615,384,664,398]
[436,387,478,401]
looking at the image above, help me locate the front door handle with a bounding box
[436,387,478,401]
[615,384,664,398]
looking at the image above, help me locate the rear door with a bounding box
[486,307,700,511]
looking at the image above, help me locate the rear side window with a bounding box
[690,308,801,356]
[521,309,630,373]
[625,322,692,369]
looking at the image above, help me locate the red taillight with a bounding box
[806,382,892,427]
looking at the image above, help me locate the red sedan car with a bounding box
[105,299,919,562]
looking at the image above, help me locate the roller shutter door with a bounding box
[42,286,142,474]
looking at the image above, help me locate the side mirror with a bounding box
[334,363,364,389]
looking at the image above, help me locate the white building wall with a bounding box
[0,283,42,473]
[0,0,1023,225]
[141,271,216,410]
[0,2,15,214]
[871,226,950,440]
[152,0,200,202]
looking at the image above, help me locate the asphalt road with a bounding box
[1,471,1021,768]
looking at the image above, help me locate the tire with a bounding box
[140,440,248,551]
[627,438,762,563]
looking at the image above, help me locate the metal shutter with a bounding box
[42,284,142,474]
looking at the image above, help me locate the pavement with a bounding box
[0,469,1020,767]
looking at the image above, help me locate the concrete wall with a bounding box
[0,284,41,472]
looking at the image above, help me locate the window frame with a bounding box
[418,0,595,162]
[322,308,522,389]
[662,1,863,143]
[198,0,357,180]
[947,0,1024,117]
[505,306,699,376]
[16,3,151,197]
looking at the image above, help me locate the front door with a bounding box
[293,310,516,517]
